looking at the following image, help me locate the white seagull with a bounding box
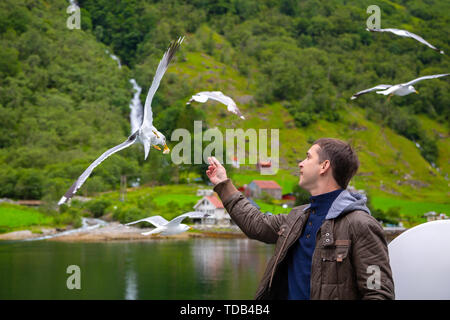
[351,73,449,100]
[367,28,445,54]
[125,211,209,236]
[187,91,245,119]
[58,37,184,205]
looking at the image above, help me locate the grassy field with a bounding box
[371,196,450,217]
[1,181,447,233]
[95,181,448,224]
[101,184,200,205]
[0,203,54,233]
[230,168,299,194]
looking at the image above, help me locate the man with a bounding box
[206,138,394,300]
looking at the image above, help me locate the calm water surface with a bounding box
[0,238,274,299]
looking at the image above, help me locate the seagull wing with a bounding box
[403,31,444,54]
[367,28,444,54]
[367,28,411,37]
[141,36,184,128]
[167,211,208,227]
[58,132,138,205]
[188,91,245,119]
[376,84,401,95]
[351,85,392,99]
[404,73,450,86]
[126,215,169,227]
[187,93,209,104]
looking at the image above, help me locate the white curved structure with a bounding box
[388,220,450,299]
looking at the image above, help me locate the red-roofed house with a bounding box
[248,180,282,200]
[256,160,272,169]
[193,193,232,225]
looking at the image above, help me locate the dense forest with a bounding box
[0,0,448,204]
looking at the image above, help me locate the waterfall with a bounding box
[105,49,122,69]
[129,79,144,134]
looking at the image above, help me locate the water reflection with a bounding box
[190,238,274,299]
[125,268,138,300]
[0,238,274,299]
[124,251,138,300]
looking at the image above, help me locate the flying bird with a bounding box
[366,28,445,54]
[125,211,209,236]
[351,73,449,100]
[187,91,245,119]
[58,37,185,205]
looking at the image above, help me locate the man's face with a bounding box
[298,144,323,191]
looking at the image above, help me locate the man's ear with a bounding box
[320,160,331,174]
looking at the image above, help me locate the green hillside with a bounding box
[0,203,53,233]
[0,0,448,229]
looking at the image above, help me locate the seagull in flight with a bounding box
[367,28,445,54]
[58,37,185,205]
[351,73,449,100]
[187,91,245,119]
[125,211,209,236]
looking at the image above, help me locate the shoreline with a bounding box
[0,223,247,242]
[0,223,405,243]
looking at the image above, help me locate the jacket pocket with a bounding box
[335,240,351,262]
[321,240,351,262]
[320,240,351,285]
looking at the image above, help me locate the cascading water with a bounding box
[104,48,143,187]
[129,79,144,134]
[105,49,122,69]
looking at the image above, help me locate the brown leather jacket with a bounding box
[214,179,395,300]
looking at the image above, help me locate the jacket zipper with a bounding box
[268,212,306,290]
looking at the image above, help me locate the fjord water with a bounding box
[0,238,273,299]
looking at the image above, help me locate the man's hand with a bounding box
[206,156,228,185]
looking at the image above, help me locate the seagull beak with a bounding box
[163,144,170,154]
[415,90,419,94]
[152,145,161,151]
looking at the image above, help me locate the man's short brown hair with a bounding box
[313,138,359,189]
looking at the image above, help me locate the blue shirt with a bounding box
[287,188,343,300]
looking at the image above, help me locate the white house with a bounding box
[193,194,232,226]
[424,211,449,222]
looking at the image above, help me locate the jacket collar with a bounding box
[302,189,371,220]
